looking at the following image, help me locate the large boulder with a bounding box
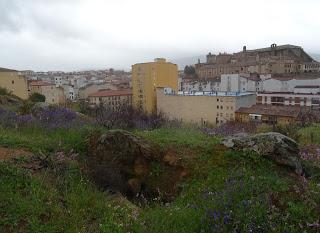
[87,130,186,201]
[221,132,302,174]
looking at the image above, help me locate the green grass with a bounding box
[1,126,320,232]
[0,162,132,233]
[132,150,320,233]
[299,124,320,145]
[0,126,90,154]
[134,127,220,149]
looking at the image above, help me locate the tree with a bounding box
[184,65,196,75]
[29,93,46,103]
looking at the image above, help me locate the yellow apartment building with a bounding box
[29,81,66,105]
[132,58,178,114]
[0,67,29,99]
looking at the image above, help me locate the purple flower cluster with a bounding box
[300,144,320,166]
[0,108,34,128]
[189,173,282,232]
[35,107,83,129]
[202,122,258,137]
[0,107,91,130]
[0,108,18,128]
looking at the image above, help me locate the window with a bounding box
[217,106,219,109]
[11,80,14,84]
[220,106,223,109]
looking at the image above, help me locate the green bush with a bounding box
[29,93,45,103]
[0,87,10,96]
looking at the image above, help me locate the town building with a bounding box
[78,83,119,100]
[89,89,132,111]
[220,74,259,92]
[156,87,256,125]
[0,67,29,99]
[132,58,178,114]
[196,44,319,79]
[29,81,66,105]
[180,78,221,92]
[62,84,77,101]
[54,76,63,86]
[257,92,320,107]
[235,105,317,125]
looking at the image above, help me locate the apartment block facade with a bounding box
[89,89,132,111]
[157,88,256,125]
[132,58,178,114]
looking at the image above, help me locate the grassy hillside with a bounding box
[0,121,320,232]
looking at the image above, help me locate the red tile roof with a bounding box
[30,81,54,86]
[89,89,132,97]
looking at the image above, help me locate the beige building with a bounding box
[157,88,256,125]
[29,81,66,105]
[89,89,132,111]
[132,58,178,114]
[0,67,29,99]
[235,105,313,125]
[196,44,318,79]
[78,83,118,100]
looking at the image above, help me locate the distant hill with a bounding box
[170,55,206,70]
[311,53,320,62]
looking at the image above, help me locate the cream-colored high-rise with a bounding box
[132,58,178,114]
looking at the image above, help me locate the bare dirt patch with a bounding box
[0,147,33,161]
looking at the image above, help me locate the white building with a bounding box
[220,74,258,93]
[180,79,221,92]
[55,76,63,87]
[62,85,78,101]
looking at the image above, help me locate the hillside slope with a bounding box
[0,124,320,233]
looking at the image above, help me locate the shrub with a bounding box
[272,124,301,142]
[0,87,10,96]
[86,104,169,130]
[29,92,46,102]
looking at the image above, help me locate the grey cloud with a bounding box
[0,0,22,32]
[0,0,87,40]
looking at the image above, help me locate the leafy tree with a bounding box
[184,65,196,75]
[0,87,11,96]
[29,93,46,103]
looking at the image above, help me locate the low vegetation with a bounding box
[0,107,320,233]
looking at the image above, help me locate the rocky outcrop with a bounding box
[221,132,302,174]
[87,130,186,201]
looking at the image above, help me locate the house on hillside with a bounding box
[89,89,132,111]
[0,67,29,99]
[29,81,66,105]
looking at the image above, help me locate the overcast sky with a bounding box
[0,0,320,71]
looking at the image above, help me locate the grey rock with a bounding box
[221,132,302,175]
